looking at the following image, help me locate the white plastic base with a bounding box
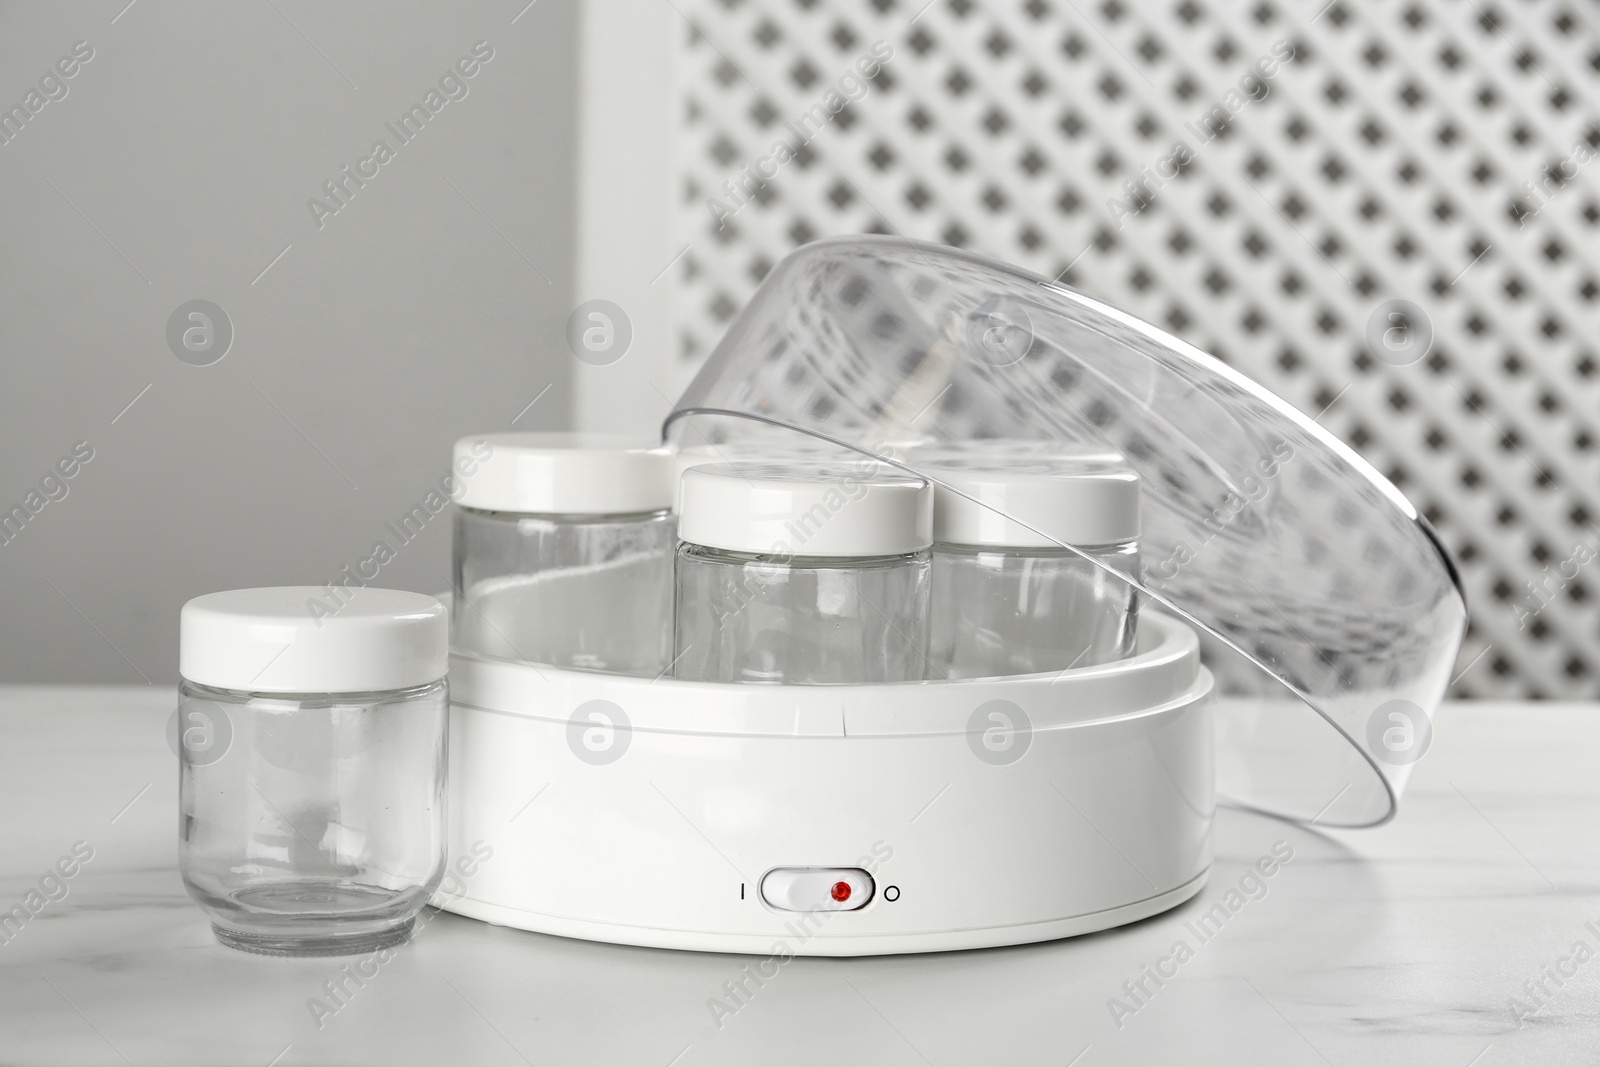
[441,613,1214,956]
[443,872,1209,956]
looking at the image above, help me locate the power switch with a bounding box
[759,867,874,912]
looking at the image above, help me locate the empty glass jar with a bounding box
[177,587,448,956]
[919,451,1141,678]
[674,460,933,684]
[451,433,675,675]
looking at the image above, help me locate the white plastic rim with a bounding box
[452,611,1201,735]
[677,460,933,557]
[453,432,674,515]
[179,586,447,693]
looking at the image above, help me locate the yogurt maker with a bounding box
[438,237,1467,955]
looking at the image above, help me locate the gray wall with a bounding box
[0,0,580,682]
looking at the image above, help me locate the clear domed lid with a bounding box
[664,237,1466,828]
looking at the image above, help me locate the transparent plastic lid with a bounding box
[664,237,1467,828]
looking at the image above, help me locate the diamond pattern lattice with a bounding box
[669,0,1600,698]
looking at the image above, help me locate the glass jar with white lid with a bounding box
[917,450,1141,679]
[673,460,934,684]
[451,432,675,675]
[177,587,448,956]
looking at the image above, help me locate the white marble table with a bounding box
[1,687,1596,1065]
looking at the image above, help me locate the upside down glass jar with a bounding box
[177,587,448,956]
[673,460,933,684]
[451,433,675,675]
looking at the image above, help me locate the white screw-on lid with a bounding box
[913,451,1141,548]
[673,440,849,479]
[678,461,933,557]
[180,587,447,693]
[672,441,858,511]
[454,432,674,515]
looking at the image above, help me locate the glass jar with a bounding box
[918,452,1141,678]
[673,460,933,684]
[451,433,675,675]
[177,587,448,956]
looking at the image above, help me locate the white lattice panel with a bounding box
[667,0,1600,698]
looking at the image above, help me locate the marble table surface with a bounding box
[0,686,1596,1066]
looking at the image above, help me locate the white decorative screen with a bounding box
[668,0,1600,699]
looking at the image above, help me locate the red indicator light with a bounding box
[830,881,852,903]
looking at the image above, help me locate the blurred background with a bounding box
[1,0,1596,697]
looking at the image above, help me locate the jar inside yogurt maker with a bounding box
[919,450,1141,679]
[673,460,933,684]
[451,432,675,676]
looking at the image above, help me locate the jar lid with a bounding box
[180,587,447,693]
[673,440,853,481]
[910,449,1141,548]
[678,461,932,557]
[454,432,673,515]
[672,441,857,511]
